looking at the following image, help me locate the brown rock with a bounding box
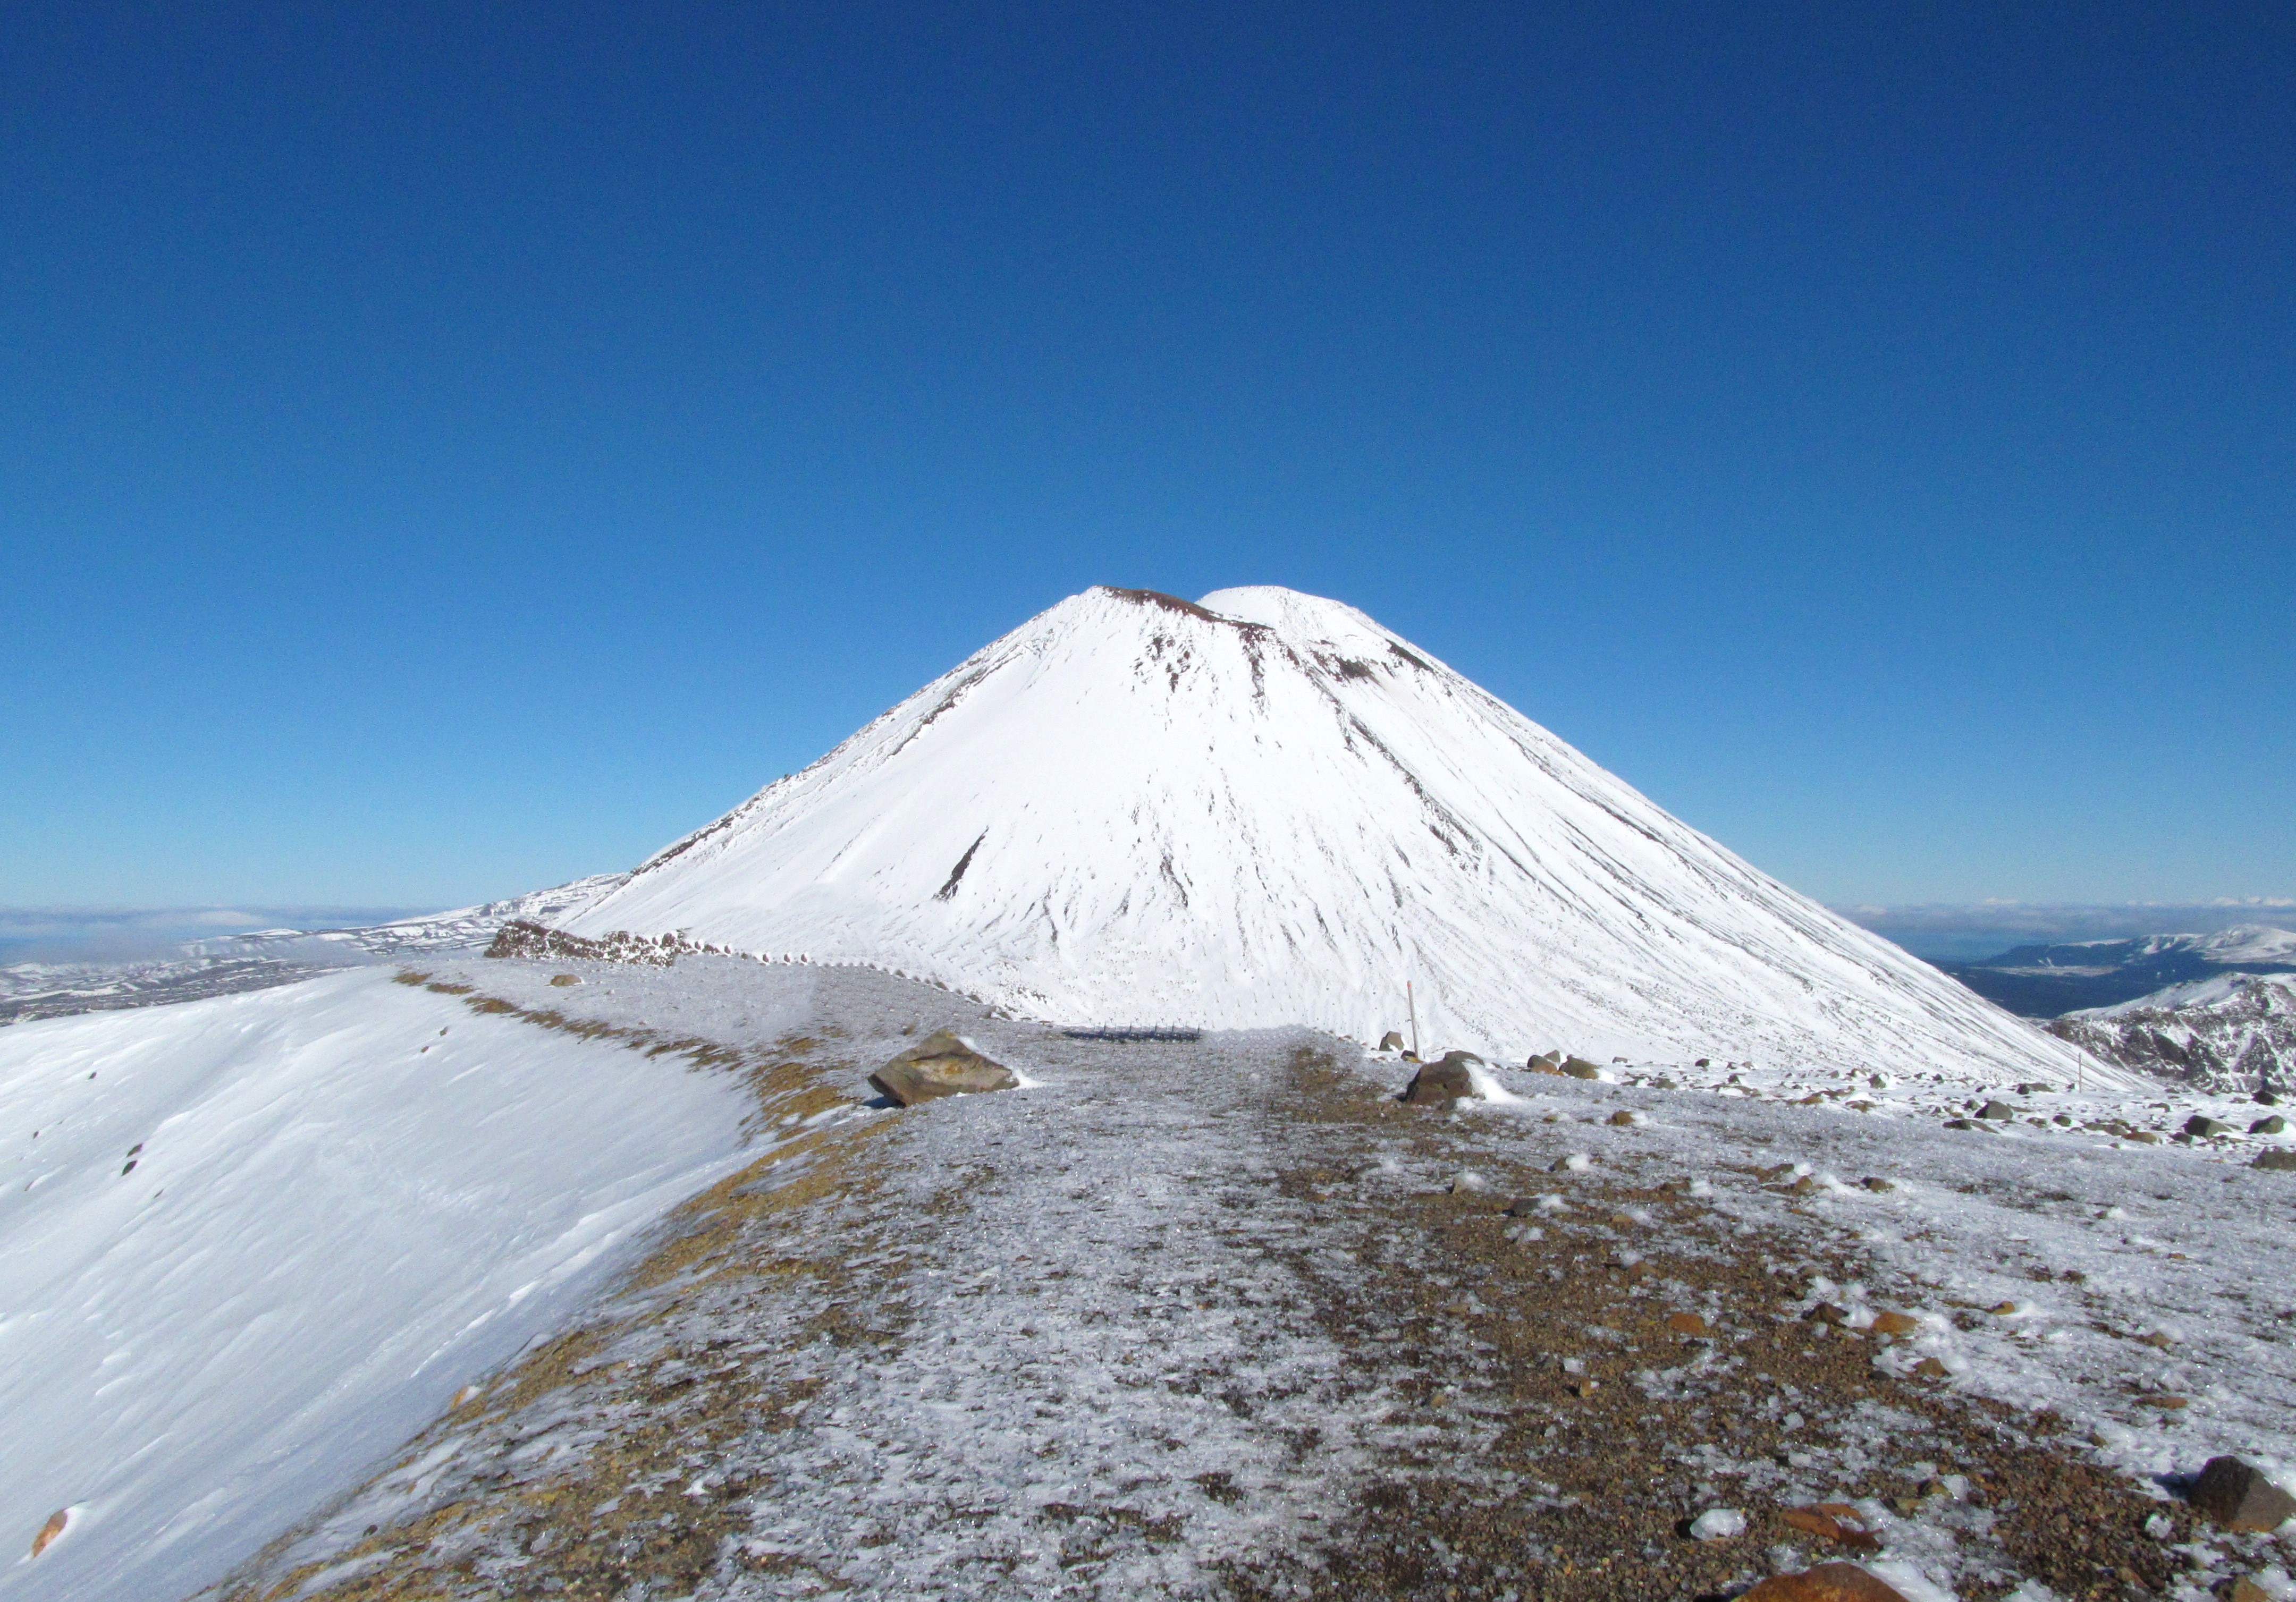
[1861,1176,1895,1192]
[2190,1456,2296,1532]
[2230,1579,2270,1602]
[1403,1050,1479,1105]
[1780,1506,1883,1553]
[1665,1311,1709,1336]
[1913,1357,1951,1379]
[30,1510,67,1559]
[1787,1175,1820,1196]
[1804,1302,1850,1325]
[1869,1311,1920,1336]
[867,1030,1018,1106]
[1737,1563,1911,1602]
[1561,1056,1603,1079]
[2254,1149,2296,1172]
[548,973,581,987]
[1378,1030,1406,1052]
[1608,1109,1637,1126]
[1988,1301,2020,1315]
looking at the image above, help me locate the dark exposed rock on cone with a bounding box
[2184,1114,2232,1137]
[2189,1456,2296,1532]
[1403,1050,1480,1105]
[868,1031,1018,1107]
[1561,1056,1602,1080]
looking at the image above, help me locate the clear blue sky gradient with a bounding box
[4,2,2290,909]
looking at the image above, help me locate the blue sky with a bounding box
[4,2,2290,912]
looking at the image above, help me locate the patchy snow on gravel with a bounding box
[1430,1055,2296,1504]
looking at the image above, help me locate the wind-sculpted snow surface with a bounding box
[0,969,754,1602]
[564,585,2105,1085]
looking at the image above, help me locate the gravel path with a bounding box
[208,961,2295,1602]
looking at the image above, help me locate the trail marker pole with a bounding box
[1407,980,1420,1058]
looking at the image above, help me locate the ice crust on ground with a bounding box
[560,586,2109,1086]
[0,968,758,1602]
[234,960,2296,1601]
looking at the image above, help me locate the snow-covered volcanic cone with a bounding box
[563,586,2097,1080]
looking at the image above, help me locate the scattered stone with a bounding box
[548,973,581,987]
[1869,1311,1920,1336]
[1561,1056,1603,1080]
[2253,1150,2296,1172]
[1567,1377,1600,1397]
[1694,1057,1712,1067]
[2126,1130,2162,1144]
[1979,1100,2019,1121]
[1607,1109,1637,1127]
[1378,1031,1406,1052]
[1780,1505,1881,1553]
[1989,1301,2020,1316]
[2189,1456,2296,1532]
[29,1510,67,1559]
[1403,1051,1479,1105]
[1665,1311,1709,1336]
[2259,1090,2282,1106]
[1913,1357,1951,1379]
[1755,1163,1797,1182]
[1738,1563,1913,1602]
[1804,1302,1850,1325]
[1448,1171,1489,1194]
[2138,1331,2176,1350]
[1943,1118,1983,1132]
[2230,1578,2271,1602]
[1686,1507,1745,1540]
[2138,1395,2189,1410]
[2185,1115,2233,1137]
[1861,1176,1895,1192]
[867,1030,1019,1106]
[1787,1175,1820,1196]
[2251,1115,2287,1134]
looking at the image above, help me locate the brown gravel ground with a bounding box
[1222,1048,2221,1602]
[208,1029,2280,1602]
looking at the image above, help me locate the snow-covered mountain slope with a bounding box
[561,585,2107,1086]
[2048,971,2296,1094]
[0,968,754,1602]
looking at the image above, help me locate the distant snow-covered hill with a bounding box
[561,584,2105,1084]
[1,877,631,1026]
[2048,970,2296,1094]
[1943,925,2296,1018]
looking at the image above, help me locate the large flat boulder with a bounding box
[868,1030,1018,1107]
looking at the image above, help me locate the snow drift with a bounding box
[0,969,753,1601]
[563,585,2103,1082]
